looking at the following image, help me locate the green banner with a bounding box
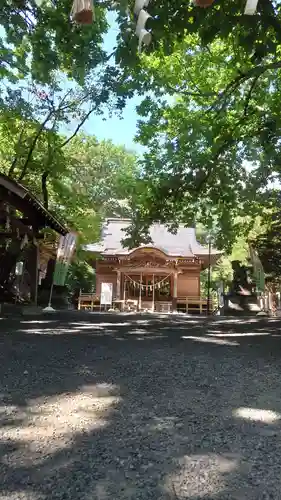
[53,233,77,287]
[53,261,69,286]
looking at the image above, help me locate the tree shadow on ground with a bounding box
[1,315,281,499]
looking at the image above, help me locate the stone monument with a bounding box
[223,260,261,316]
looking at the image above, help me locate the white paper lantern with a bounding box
[134,5,152,53]
[244,0,259,15]
[134,0,150,16]
[71,0,95,24]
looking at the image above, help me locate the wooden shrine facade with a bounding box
[95,250,203,311]
[86,219,221,313]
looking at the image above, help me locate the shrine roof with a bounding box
[0,174,68,235]
[85,218,221,258]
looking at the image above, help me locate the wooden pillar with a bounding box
[123,276,126,301]
[116,269,121,300]
[27,242,39,305]
[152,273,155,312]
[139,272,142,311]
[172,271,178,312]
[34,243,40,306]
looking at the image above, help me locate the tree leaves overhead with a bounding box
[123,11,281,248]
[1,0,108,84]
[2,0,281,255]
[2,0,281,87]
[115,0,281,68]
[96,0,281,251]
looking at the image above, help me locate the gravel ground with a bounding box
[1,314,281,500]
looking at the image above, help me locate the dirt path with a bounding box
[0,315,281,499]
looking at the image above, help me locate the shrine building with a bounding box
[0,173,68,305]
[84,218,221,313]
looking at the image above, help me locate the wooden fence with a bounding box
[77,292,214,314]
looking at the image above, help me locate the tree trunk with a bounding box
[42,171,49,209]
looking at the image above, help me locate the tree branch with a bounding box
[195,110,257,192]
[41,119,59,209]
[8,125,26,177]
[17,110,53,181]
[244,74,260,117]
[169,59,281,108]
[16,88,85,182]
[211,60,281,113]
[41,171,49,209]
[61,106,96,148]
[166,83,216,98]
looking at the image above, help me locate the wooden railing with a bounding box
[77,293,214,314]
[177,296,214,314]
[78,293,100,311]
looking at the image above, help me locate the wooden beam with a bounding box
[0,215,34,227]
[0,175,67,235]
[0,231,45,239]
[0,188,42,228]
[19,218,34,226]
[0,231,24,239]
[0,222,34,237]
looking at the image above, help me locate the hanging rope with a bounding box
[124,273,173,291]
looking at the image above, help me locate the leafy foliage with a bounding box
[3,0,280,86]
[199,215,266,296]
[119,28,281,250]
[2,0,281,264]
[66,251,96,296]
[116,0,281,67]
[0,99,140,243]
[1,0,108,84]
[64,134,139,220]
[251,195,281,283]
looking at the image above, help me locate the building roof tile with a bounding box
[85,219,220,258]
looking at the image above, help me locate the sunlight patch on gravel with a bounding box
[1,384,121,465]
[233,407,281,423]
[20,320,55,324]
[182,335,239,346]
[166,453,239,498]
[208,331,271,337]
[0,490,41,500]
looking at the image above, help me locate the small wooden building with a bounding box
[0,173,68,303]
[85,218,221,313]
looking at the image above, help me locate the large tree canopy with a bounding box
[2,0,281,253]
[2,0,281,94]
[103,0,281,250]
[147,0,281,59]
[5,0,280,83]
[0,111,140,242]
[251,198,281,284]
[117,0,281,76]
[123,16,281,249]
[1,0,108,83]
